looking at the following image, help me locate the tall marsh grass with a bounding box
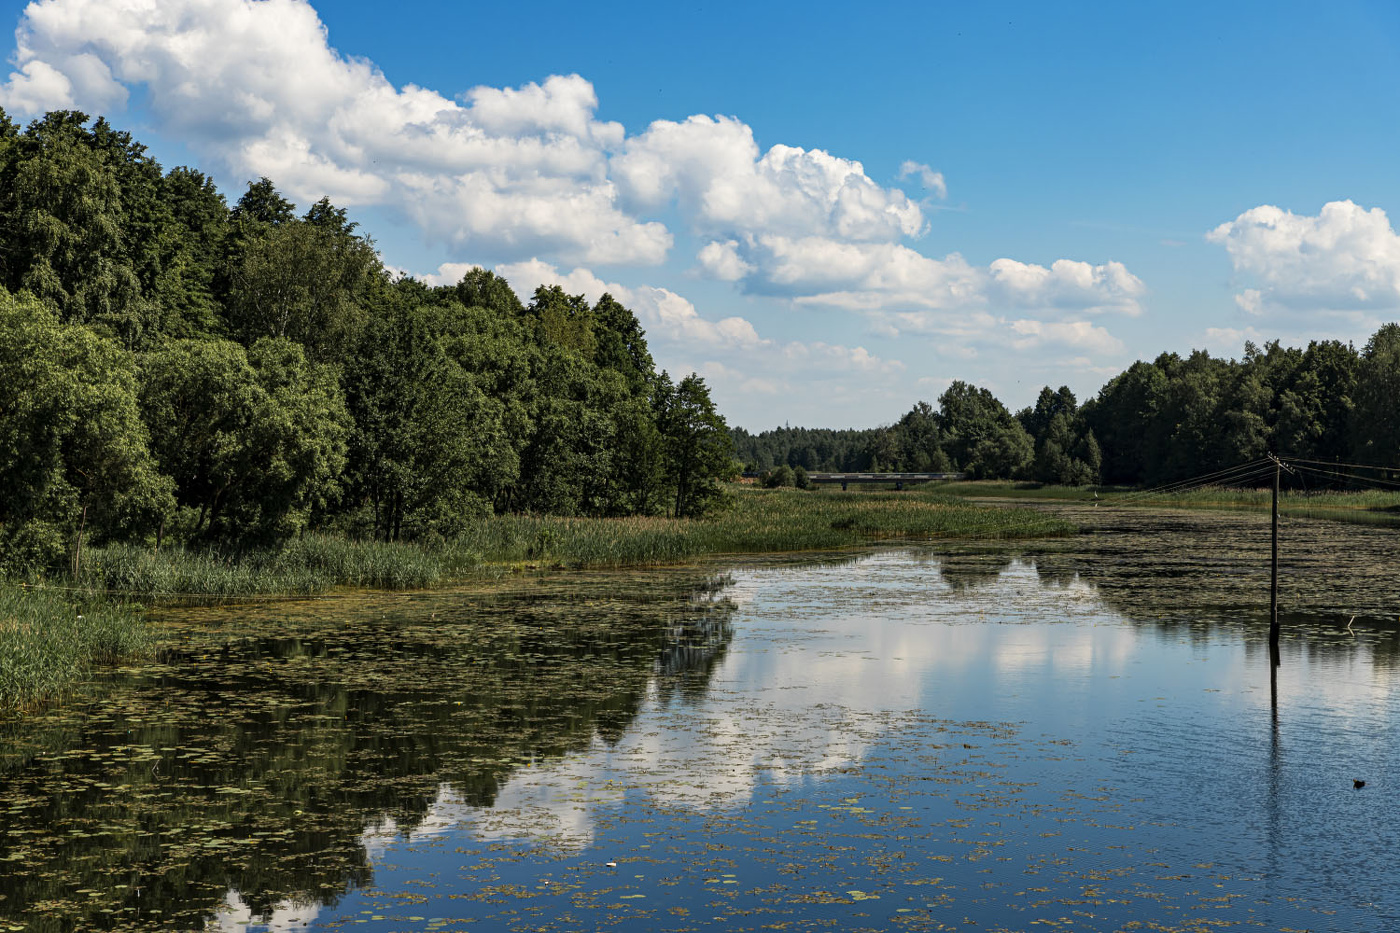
[0,586,146,715]
[452,485,1073,568]
[63,484,1070,599]
[74,534,448,600]
[2,484,1066,714]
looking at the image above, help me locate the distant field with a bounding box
[932,479,1400,525]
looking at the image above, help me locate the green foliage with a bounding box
[449,267,524,316]
[593,292,656,397]
[0,290,173,574]
[938,381,1034,479]
[342,296,501,541]
[731,424,876,472]
[657,373,734,517]
[764,464,796,488]
[223,184,379,362]
[1353,323,1400,467]
[0,585,147,714]
[0,112,146,343]
[139,336,349,544]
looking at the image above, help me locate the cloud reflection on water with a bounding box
[356,552,1151,854]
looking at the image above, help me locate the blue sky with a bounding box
[3,0,1399,429]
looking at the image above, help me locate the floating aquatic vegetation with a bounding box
[1,510,1398,931]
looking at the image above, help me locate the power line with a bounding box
[1283,456,1400,474]
[1285,462,1400,492]
[1109,461,1278,506]
[1107,458,1275,502]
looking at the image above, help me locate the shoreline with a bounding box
[0,485,1073,716]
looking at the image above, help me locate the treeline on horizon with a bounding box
[735,333,1400,487]
[0,109,734,577]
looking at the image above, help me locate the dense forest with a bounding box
[4,108,1398,581]
[735,335,1400,487]
[0,110,734,577]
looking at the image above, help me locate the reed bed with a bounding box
[62,484,1070,598]
[0,586,147,715]
[453,486,1074,568]
[933,480,1112,500]
[1,485,1067,714]
[73,535,447,599]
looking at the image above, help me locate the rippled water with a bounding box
[3,507,1399,931]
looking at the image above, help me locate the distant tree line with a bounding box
[0,110,733,575]
[736,334,1400,487]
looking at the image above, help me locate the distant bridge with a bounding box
[807,472,965,490]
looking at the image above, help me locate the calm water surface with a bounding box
[3,509,1400,932]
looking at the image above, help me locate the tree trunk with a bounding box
[72,503,88,577]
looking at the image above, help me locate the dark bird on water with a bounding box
[1354,779,1366,789]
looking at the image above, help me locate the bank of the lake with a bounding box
[940,478,1400,526]
[1,484,1072,715]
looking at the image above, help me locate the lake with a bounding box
[3,505,1399,931]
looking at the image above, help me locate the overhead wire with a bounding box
[1127,457,1273,492]
[1282,456,1400,475]
[1106,461,1278,507]
[1285,462,1400,492]
[1106,458,1275,503]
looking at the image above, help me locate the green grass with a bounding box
[64,483,1071,599]
[0,585,147,716]
[932,480,1125,500]
[0,484,1070,714]
[74,534,448,600]
[453,485,1074,568]
[1117,485,1400,524]
[936,478,1400,526]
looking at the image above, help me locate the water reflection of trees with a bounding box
[0,571,737,932]
[935,551,1016,591]
[1022,506,1400,667]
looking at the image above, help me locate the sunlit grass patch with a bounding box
[453,485,1074,570]
[59,484,1072,600]
[0,585,146,715]
[933,477,1400,523]
[74,534,447,600]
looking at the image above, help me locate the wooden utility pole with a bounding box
[1269,455,1283,660]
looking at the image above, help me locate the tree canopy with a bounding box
[0,109,736,575]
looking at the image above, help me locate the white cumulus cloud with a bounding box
[743,237,1144,322]
[614,114,926,243]
[1008,319,1125,355]
[0,0,1148,369]
[1207,200,1400,312]
[898,160,947,199]
[0,0,669,266]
